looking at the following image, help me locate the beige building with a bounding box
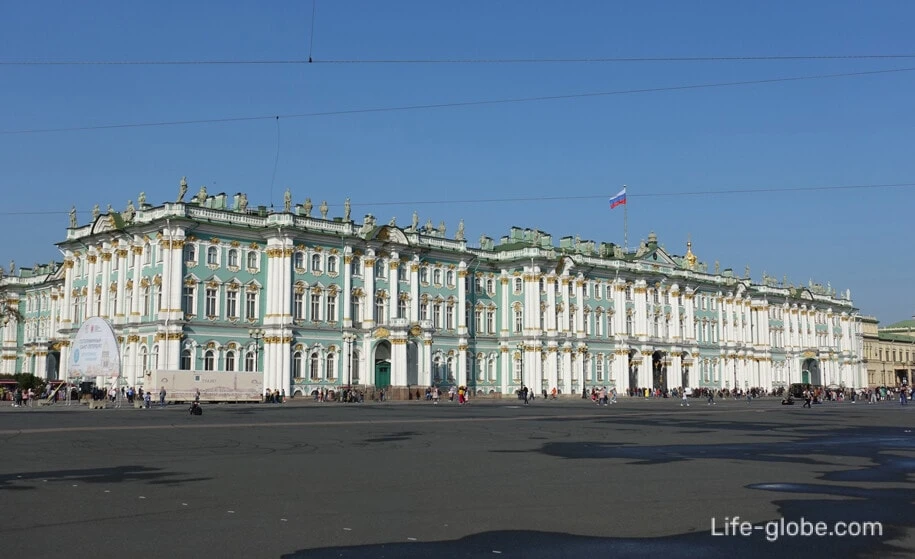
[862,316,915,387]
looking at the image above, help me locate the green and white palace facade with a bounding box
[0,187,866,397]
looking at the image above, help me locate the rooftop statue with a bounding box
[8,260,14,274]
[92,204,100,220]
[195,185,207,205]
[344,198,351,221]
[106,204,114,214]
[303,197,313,217]
[319,200,328,219]
[438,221,446,235]
[389,216,397,226]
[177,176,188,203]
[284,188,292,212]
[124,200,136,222]
[456,219,465,241]
[412,211,419,231]
[138,191,146,206]
[69,206,77,228]
[425,218,434,232]
[238,193,248,212]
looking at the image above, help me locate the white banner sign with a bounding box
[68,317,120,380]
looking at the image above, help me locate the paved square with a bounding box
[0,397,912,558]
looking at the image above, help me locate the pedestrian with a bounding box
[195,388,200,403]
[159,386,166,407]
[144,391,151,409]
[522,385,529,406]
[681,389,690,407]
[432,386,440,404]
[610,387,617,404]
[803,389,812,408]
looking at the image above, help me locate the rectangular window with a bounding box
[514,310,523,333]
[183,286,195,315]
[245,291,257,319]
[205,288,217,316]
[311,294,321,322]
[487,311,495,334]
[445,306,454,330]
[327,294,337,323]
[293,292,304,320]
[226,291,238,319]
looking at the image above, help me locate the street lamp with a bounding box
[517,342,524,396]
[248,328,265,372]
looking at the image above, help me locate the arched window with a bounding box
[433,269,442,285]
[515,278,523,293]
[375,260,386,278]
[351,256,361,276]
[446,270,455,287]
[204,349,215,371]
[139,346,149,373]
[420,267,429,283]
[206,246,219,266]
[181,348,192,370]
[488,355,497,381]
[293,251,305,270]
[292,351,303,378]
[310,352,320,379]
[246,251,258,270]
[225,350,235,372]
[152,345,159,370]
[326,353,336,380]
[245,351,255,371]
[311,254,322,273]
[227,249,239,268]
[327,255,338,274]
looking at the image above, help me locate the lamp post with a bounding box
[517,342,524,397]
[248,328,265,372]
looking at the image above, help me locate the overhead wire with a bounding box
[4,54,915,65]
[3,65,915,135]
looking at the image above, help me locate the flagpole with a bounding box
[623,184,628,252]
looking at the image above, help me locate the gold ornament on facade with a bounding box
[246,284,259,292]
[409,324,422,336]
[248,242,259,250]
[94,285,102,295]
[206,280,220,289]
[373,327,390,339]
[87,254,98,264]
[109,284,118,293]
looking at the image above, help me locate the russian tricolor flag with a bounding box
[609,187,626,209]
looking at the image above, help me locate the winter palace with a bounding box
[0,179,866,397]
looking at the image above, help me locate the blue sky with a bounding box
[2,0,914,324]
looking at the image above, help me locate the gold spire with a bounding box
[685,238,697,269]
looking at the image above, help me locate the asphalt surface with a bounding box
[0,396,913,558]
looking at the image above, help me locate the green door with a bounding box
[375,362,391,388]
[802,370,810,384]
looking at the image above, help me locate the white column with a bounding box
[130,246,143,322]
[574,276,585,338]
[670,284,681,341]
[362,253,376,329]
[343,250,353,328]
[410,258,420,322]
[457,261,467,335]
[86,251,98,317]
[100,250,112,319]
[389,253,400,320]
[634,280,648,339]
[546,276,557,332]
